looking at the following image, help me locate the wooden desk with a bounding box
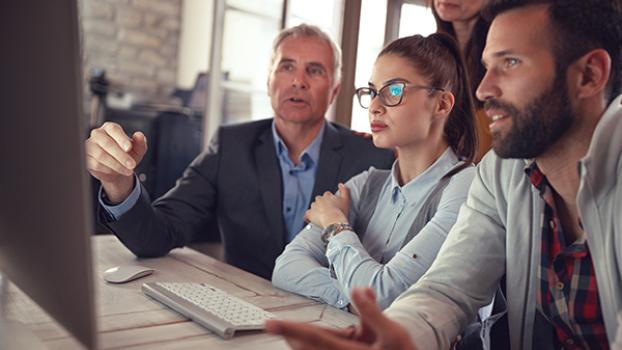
[5,235,357,349]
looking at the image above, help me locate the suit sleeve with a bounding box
[98,175,142,219]
[100,128,222,257]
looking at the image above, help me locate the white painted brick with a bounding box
[156,69,177,84]
[143,13,161,27]
[116,9,143,28]
[86,35,119,54]
[81,0,181,103]
[117,61,155,78]
[132,0,181,16]
[159,43,176,57]
[161,17,180,31]
[84,19,116,37]
[138,49,167,67]
[118,29,162,48]
[85,1,114,19]
[116,46,138,60]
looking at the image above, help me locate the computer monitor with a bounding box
[0,1,97,349]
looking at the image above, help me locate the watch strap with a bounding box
[321,223,353,244]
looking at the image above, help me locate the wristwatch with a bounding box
[321,223,353,244]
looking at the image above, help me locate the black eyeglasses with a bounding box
[354,82,444,109]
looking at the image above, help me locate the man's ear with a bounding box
[267,73,273,97]
[329,82,342,104]
[570,48,611,100]
[435,90,455,119]
[267,62,276,96]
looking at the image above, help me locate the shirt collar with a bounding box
[526,160,588,248]
[388,147,461,205]
[271,120,325,168]
[525,161,548,196]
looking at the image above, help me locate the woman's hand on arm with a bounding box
[305,183,351,228]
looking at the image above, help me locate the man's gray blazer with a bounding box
[101,119,394,279]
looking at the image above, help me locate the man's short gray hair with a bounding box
[271,23,342,85]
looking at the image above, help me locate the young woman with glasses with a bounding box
[272,33,477,311]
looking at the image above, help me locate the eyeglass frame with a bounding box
[354,81,445,109]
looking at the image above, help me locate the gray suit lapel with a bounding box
[254,128,285,246]
[312,122,343,198]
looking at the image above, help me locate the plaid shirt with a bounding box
[526,162,609,349]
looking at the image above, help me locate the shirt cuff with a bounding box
[99,176,141,220]
[325,230,361,257]
[325,230,360,304]
[329,274,351,309]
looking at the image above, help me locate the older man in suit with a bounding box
[85,24,394,279]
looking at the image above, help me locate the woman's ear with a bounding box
[435,90,455,118]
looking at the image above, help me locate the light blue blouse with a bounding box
[272,148,476,309]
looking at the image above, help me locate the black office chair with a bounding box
[152,111,202,197]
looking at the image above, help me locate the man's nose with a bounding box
[292,71,309,89]
[476,70,501,102]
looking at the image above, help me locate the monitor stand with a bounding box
[0,274,47,350]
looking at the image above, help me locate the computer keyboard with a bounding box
[142,282,275,339]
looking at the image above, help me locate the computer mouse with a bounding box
[103,265,154,284]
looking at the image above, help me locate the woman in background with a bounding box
[431,0,491,161]
[272,33,477,311]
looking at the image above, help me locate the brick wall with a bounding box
[80,0,182,106]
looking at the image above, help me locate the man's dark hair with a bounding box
[483,0,622,104]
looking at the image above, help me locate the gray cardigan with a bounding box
[384,94,622,349]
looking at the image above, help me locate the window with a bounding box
[350,0,436,132]
[351,0,388,133]
[220,7,281,123]
[286,0,344,42]
[399,3,436,37]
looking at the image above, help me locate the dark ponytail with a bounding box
[379,33,478,169]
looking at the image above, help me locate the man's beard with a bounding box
[485,72,576,159]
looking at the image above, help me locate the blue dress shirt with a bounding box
[272,121,324,242]
[272,149,476,309]
[99,176,141,220]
